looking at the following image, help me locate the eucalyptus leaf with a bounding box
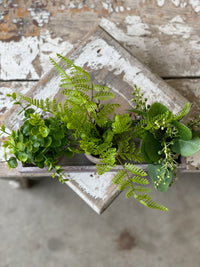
[141,132,162,164]
[148,164,172,192]
[8,157,18,169]
[171,137,200,157]
[148,103,171,117]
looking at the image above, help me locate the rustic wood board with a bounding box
[0,0,200,80]
[0,26,191,214]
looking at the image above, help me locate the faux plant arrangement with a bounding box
[130,86,200,192]
[1,54,200,211]
[0,97,76,181]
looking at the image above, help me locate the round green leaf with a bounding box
[17,152,28,162]
[8,157,18,168]
[31,126,39,136]
[64,149,74,158]
[171,137,200,157]
[24,108,35,118]
[141,133,162,164]
[148,103,170,117]
[16,142,24,151]
[35,153,44,162]
[39,126,50,137]
[148,164,172,192]
[36,162,45,168]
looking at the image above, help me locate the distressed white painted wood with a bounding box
[0,1,200,79]
[1,1,200,212]
[1,27,191,214]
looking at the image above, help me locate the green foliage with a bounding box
[130,85,195,193]
[172,121,192,141]
[112,164,168,210]
[172,137,200,157]
[6,58,200,211]
[1,104,75,182]
[141,132,162,163]
[148,102,171,117]
[173,102,191,121]
[148,164,173,192]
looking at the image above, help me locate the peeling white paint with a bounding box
[40,29,73,74]
[0,82,35,115]
[65,172,116,200]
[72,37,186,113]
[102,1,114,13]
[189,0,200,12]
[119,6,124,12]
[171,0,180,6]
[69,1,83,9]
[27,3,50,27]
[100,17,147,51]
[158,15,192,38]
[156,0,200,12]
[181,2,188,8]
[156,0,165,7]
[33,75,61,100]
[125,16,150,36]
[0,36,40,80]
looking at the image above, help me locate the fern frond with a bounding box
[118,179,132,191]
[145,111,172,130]
[19,94,54,113]
[126,186,135,198]
[52,98,58,112]
[112,170,126,185]
[124,163,147,176]
[112,114,132,134]
[57,54,91,81]
[100,103,121,115]
[173,102,191,121]
[93,92,114,101]
[134,194,168,211]
[50,57,68,79]
[128,148,144,163]
[85,101,97,113]
[94,84,109,92]
[133,124,147,138]
[95,103,120,127]
[134,186,151,193]
[131,175,149,185]
[96,163,115,175]
[45,98,51,111]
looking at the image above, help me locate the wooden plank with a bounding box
[1,27,190,214]
[165,79,200,119]
[0,81,36,116]
[0,1,200,79]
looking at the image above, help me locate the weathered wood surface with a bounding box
[0,0,200,79]
[0,27,191,214]
[0,1,200,213]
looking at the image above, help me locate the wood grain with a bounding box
[0,1,200,79]
[0,0,200,213]
[0,27,191,214]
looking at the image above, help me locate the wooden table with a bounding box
[1,1,200,213]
